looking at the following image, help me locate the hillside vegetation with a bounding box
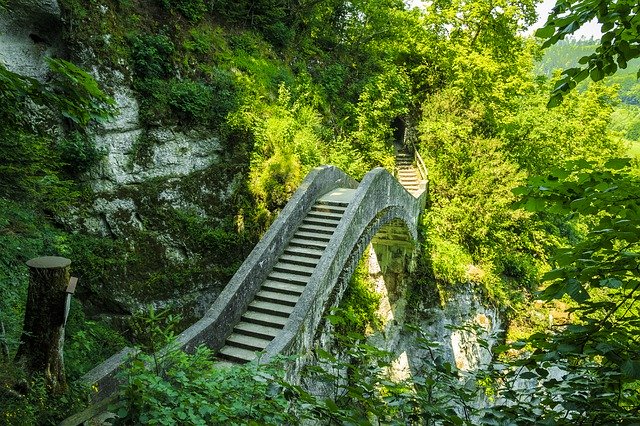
[537,39,640,154]
[1,0,639,423]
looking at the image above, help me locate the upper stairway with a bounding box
[395,148,427,196]
[396,152,421,194]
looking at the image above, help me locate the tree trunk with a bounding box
[0,321,8,360]
[15,256,71,394]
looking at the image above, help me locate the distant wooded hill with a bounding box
[536,40,640,147]
[536,39,640,105]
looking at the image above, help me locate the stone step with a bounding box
[255,289,299,306]
[307,210,344,221]
[318,188,356,205]
[214,361,237,369]
[289,237,329,250]
[311,204,347,215]
[242,310,287,328]
[278,253,322,268]
[298,223,336,235]
[272,262,315,276]
[279,253,319,267]
[217,346,257,364]
[269,270,310,285]
[262,279,306,296]
[303,217,340,229]
[249,300,295,317]
[282,246,323,259]
[316,200,349,209]
[234,322,281,340]
[226,332,272,351]
[293,230,332,242]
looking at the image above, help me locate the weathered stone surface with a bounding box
[88,86,222,192]
[404,284,502,373]
[0,0,63,80]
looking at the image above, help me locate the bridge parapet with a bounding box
[262,167,425,377]
[81,165,358,402]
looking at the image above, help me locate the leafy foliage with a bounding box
[535,0,640,106]
[510,158,640,421]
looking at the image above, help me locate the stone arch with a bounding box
[263,167,425,381]
[334,212,417,318]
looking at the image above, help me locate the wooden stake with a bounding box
[15,256,71,394]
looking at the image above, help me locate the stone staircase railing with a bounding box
[260,167,426,377]
[63,165,424,424]
[81,165,358,402]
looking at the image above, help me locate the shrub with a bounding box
[332,253,381,335]
[114,347,294,424]
[430,238,473,285]
[129,33,175,80]
[57,131,104,175]
[167,80,214,124]
[138,72,237,127]
[251,150,302,211]
[160,0,207,22]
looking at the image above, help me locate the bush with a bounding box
[160,0,207,22]
[115,347,294,424]
[138,72,237,127]
[251,150,302,211]
[332,253,381,335]
[430,238,473,285]
[129,33,175,80]
[57,131,104,175]
[64,300,128,380]
[0,368,89,425]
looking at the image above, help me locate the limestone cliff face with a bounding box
[301,246,502,405]
[0,0,248,321]
[0,0,63,80]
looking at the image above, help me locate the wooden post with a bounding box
[15,256,71,394]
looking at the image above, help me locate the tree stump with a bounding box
[15,256,71,394]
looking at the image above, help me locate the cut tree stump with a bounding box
[15,256,71,394]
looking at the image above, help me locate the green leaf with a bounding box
[578,55,590,64]
[547,93,563,108]
[599,278,622,288]
[535,25,555,38]
[621,359,640,379]
[604,157,631,170]
[519,371,537,379]
[590,66,605,82]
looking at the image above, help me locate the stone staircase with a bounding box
[217,188,356,363]
[395,152,421,194]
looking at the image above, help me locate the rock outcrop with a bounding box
[0,0,63,79]
[0,0,245,321]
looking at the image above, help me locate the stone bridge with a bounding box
[76,161,427,410]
